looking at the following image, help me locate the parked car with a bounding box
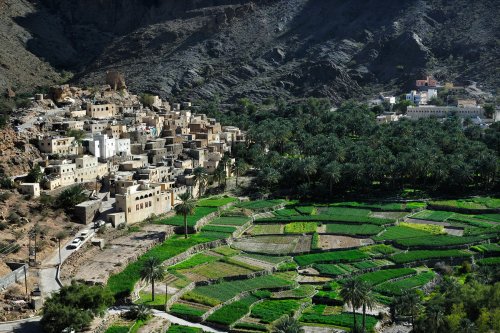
[78,230,90,239]
[67,238,82,249]
[93,220,105,229]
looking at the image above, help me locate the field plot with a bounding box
[295,249,370,266]
[169,253,219,271]
[446,214,495,228]
[255,214,394,226]
[295,206,317,215]
[300,305,378,330]
[250,299,302,323]
[372,226,432,241]
[182,273,295,305]
[477,257,500,266]
[285,222,318,234]
[155,207,218,227]
[471,243,500,254]
[329,201,408,211]
[206,295,260,326]
[248,224,283,235]
[353,268,416,285]
[169,302,209,320]
[412,210,455,222]
[197,197,238,207]
[324,223,383,236]
[178,261,257,281]
[209,216,250,226]
[375,271,435,296]
[429,197,500,210]
[390,249,472,264]
[313,263,357,276]
[271,285,316,299]
[232,235,311,254]
[370,211,408,220]
[237,199,287,210]
[274,208,302,217]
[200,225,237,234]
[394,234,491,248]
[476,214,500,223]
[317,235,366,250]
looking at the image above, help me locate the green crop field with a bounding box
[272,285,316,299]
[294,249,370,266]
[240,253,291,264]
[360,244,398,255]
[181,261,255,279]
[412,210,455,221]
[329,201,407,211]
[372,226,433,241]
[471,243,500,254]
[169,253,219,271]
[183,274,294,305]
[233,322,268,332]
[447,214,494,228]
[155,207,218,227]
[475,214,500,223]
[477,257,500,266]
[325,223,383,236]
[321,207,372,216]
[167,325,203,333]
[313,264,356,276]
[274,208,302,217]
[255,214,393,226]
[390,249,472,264]
[249,224,283,235]
[353,268,416,285]
[250,299,301,323]
[197,197,238,207]
[210,216,250,226]
[394,234,491,248]
[201,225,237,234]
[237,200,286,210]
[206,295,259,325]
[169,304,206,320]
[429,197,500,210]
[284,222,318,234]
[375,271,435,296]
[300,305,378,330]
[294,206,317,215]
[107,232,229,298]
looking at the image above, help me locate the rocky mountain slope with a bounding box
[1,0,498,103]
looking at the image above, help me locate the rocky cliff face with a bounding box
[1,0,498,103]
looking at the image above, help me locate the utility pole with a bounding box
[58,238,62,265]
[24,265,28,295]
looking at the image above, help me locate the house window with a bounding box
[128,208,131,213]
[136,204,139,211]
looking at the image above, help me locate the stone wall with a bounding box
[0,263,28,291]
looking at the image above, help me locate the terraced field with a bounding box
[117,197,499,333]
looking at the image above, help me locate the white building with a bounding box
[116,138,131,156]
[406,89,437,105]
[89,134,116,159]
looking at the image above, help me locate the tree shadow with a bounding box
[12,320,43,333]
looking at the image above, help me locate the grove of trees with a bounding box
[204,98,499,198]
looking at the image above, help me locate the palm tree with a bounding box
[214,164,226,187]
[126,304,152,321]
[395,290,422,329]
[192,166,207,199]
[174,192,196,239]
[140,257,165,302]
[273,315,303,333]
[359,281,375,333]
[340,279,364,331]
[322,162,341,196]
[233,160,248,186]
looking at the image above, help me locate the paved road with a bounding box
[0,317,42,333]
[39,227,95,297]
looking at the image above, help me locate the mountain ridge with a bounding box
[1,0,498,103]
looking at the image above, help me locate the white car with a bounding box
[67,238,82,249]
[93,220,105,228]
[79,230,90,239]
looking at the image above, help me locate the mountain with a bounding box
[1,0,498,103]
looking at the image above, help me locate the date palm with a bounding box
[140,257,165,302]
[359,281,375,333]
[233,159,248,186]
[273,315,303,333]
[174,192,196,239]
[395,290,422,329]
[340,278,364,331]
[193,166,207,198]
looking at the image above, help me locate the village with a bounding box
[0,73,498,333]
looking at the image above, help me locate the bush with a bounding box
[40,282,114,333]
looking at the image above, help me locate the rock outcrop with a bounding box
[0,0,498,103]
